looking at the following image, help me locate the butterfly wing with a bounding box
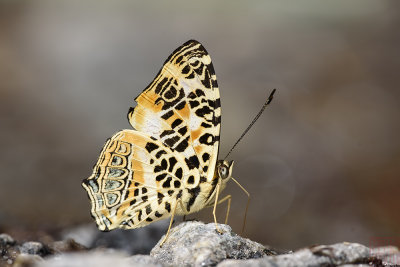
[128,40,221,185]
[82,40,222,230]
[82,129,199,230]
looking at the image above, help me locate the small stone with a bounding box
[61,224,99,248]
[19,241,51,256]
[50,238,87,253]
[151,221,275,267]
[0,233,15,245]
[13,254,43,267]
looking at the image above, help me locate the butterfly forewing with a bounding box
[128,40,221,184]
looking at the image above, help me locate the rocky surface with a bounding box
[1,221,399,267]
[218,243,380,267]
[62,221,167,254]
[151,221,277,266]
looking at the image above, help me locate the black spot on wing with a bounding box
[155,77,168,94]
[145,204,152,215]
[195,105,213,117]
[206,176,220,199]
[187,186,201,212]
[162,177,172,188]
[185,155,200,170]
[201,73,211,89]
[202,153,210,162]
[155,150,167,159]
[138,210,142,221]
[156,173,167,181]
[176,55,183,64]
[182,65,190,74]
[199,133,214,145]
[195,89,205,97]
[212,116,221,126]
[177,190,182,199]
[165,202,171,213]
[175,167,183,179]
[154,165,163,173]
[161,159,168,169]
[164,135,180,148]
[189,100,200,108]
[161,110,174,120]
[178,126,187,136]
[171,118,183,129]
[187,175,195,184]
[212,79,218,89]
[175,136,189,152]
[188,92,196,99]
[145,143,159,153]
[200,122,212,128]
[168,157,178,172]
[158,193,164,204]
[164,85,177,100]
[186,72,195,79]
[160,130,175,138]
[176,101,186,110]
[174,180,181,188]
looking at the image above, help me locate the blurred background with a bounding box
[0,0,399,250]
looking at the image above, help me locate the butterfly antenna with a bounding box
[224,89,276,160]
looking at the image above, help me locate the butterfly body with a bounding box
[82,40,234,231]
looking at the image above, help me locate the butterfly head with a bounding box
[217,160,234,180]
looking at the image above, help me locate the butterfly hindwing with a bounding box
[128,40,221,184]
[82,129,201,230]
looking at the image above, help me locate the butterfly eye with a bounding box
[219,166,228,179]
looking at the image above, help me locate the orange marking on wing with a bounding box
[117,202,129,217]
[132,107,145,129]
[102,150,113,166]
[137,91,163,113]
[131,158,145,184]
[194,145,203,156]
[166,113,180,124]
[179,102,190,120]
[191,128,202,141]
[122,131,147,147]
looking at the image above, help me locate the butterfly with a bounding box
[82,40,234,240]
[82,40,275,244]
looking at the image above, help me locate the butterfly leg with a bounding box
[160,198,182,247]
[219,195,232,224]
[231,177,250,235]
[212,182,225,234]
[206,194,232,224]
